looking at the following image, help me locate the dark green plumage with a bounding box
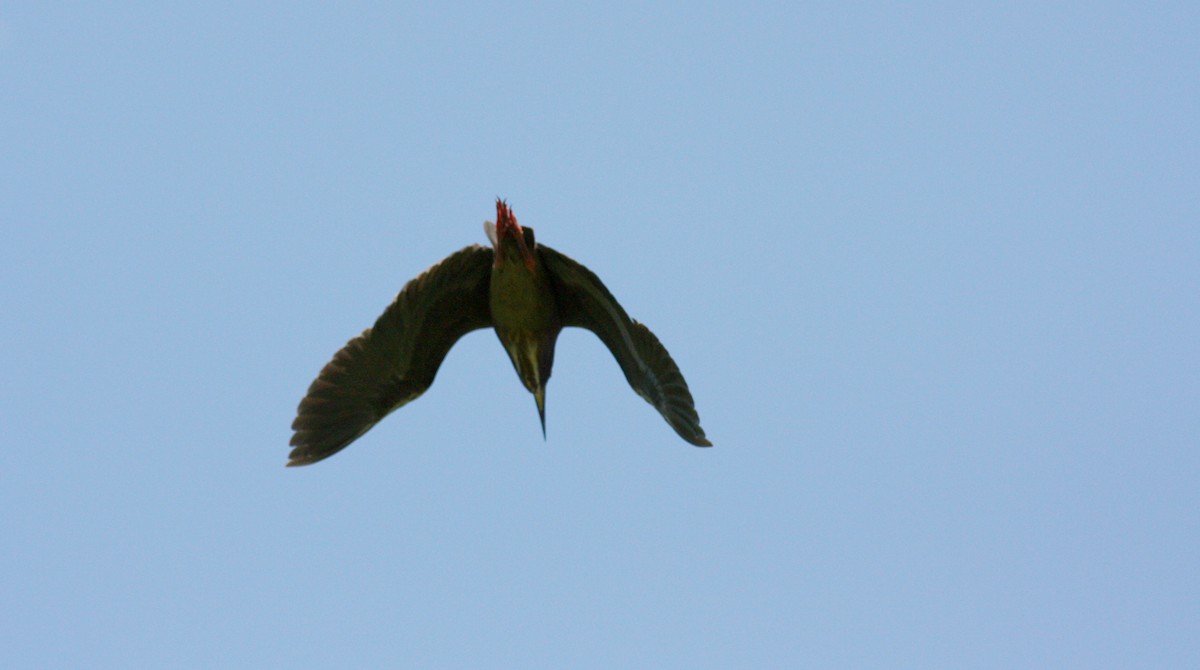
[288,200,709,466]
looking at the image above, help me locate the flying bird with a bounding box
[288,200,710,466]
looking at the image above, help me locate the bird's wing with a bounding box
[540,245,711,446]
[288,245,494,466]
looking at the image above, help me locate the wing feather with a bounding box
[288,245,493,465]
[540,245,711,446]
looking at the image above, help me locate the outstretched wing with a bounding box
[288,245,494,466]
[540,245,711,446]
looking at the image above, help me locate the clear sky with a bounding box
[2,3,1196,667]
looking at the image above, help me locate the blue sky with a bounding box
[2,2,1197,667]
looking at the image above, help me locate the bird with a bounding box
[287,199,711,466]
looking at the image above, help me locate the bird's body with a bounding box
[487,218,560,433]
[288,200,709,466]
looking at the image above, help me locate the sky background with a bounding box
[2,2,1197,667]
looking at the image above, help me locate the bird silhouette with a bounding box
[288,200,710,466]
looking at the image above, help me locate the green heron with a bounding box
[288,200,710,466]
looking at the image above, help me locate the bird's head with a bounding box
[486,199,537,273]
